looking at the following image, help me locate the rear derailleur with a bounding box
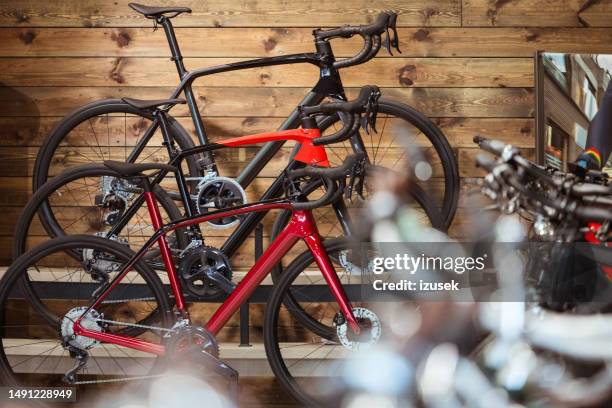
[61,345,88,384]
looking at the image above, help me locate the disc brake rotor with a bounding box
[60,307,102,350]
[336,307,382,351]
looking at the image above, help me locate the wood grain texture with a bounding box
[0,87,535,118]
[0,116,535,147]
[0,0,591,268]
[0,0,461,27]
[2,27,612,57]
[0,57,534,88]
[462,0,612,27]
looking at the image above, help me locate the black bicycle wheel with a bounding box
[14,163,188,262]
[271,100,455,237]
[268,105,446,339]
[270,179,439,339]
[313,99,458,232]
[264,238,386,407]
[0,235,172,405]
[32,99,200,192]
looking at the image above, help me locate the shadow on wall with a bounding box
[0,84,40,263]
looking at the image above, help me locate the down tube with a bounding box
[206,221,300,335]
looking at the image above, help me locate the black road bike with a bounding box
[28,4,459,253]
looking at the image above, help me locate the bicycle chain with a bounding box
[65,316,178,385]
[72,374,164,385]
[94,317,177,334]
[100,297,156,304]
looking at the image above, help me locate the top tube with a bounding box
[169,53,325,99]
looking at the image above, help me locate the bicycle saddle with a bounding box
[128,3,192,18]
[122,97,186,111]
[103,160,177,177]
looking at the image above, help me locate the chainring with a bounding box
[196,176,247,228]
[166,326,219,359]
[179,246,232,301]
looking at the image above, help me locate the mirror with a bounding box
[536,52,611,173]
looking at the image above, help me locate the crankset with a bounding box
[166,326,238,405]
[179,246,235,301]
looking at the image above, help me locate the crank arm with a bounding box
[175,346,239,406]
[204,269,236,294]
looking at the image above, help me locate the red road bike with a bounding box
[0,90,422,406]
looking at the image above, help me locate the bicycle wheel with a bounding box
[271,99,455,279]
[32,99,200,192]
[0,235,172,404]
[296,98,459,234]
[269,155,442,341]
[264,238,386,406]
[272,177,442,339]
[14,163,188,262]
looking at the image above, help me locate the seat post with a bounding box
[159,17,187,78]
[155,110,197,218]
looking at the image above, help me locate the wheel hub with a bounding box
[336,307,381,351]
[60,307,102,350]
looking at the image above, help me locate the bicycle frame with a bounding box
[107,108,353,261]
[72,190,360,356]
[126,17,359,180]
[109,18,365,252]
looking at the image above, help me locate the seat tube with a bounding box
[297,210,360,334]
[161,16,212,165]
[143,179,187,314]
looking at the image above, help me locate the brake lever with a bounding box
[345,156,367,201]
[384,26,393,55]
[360,90,381,134]
[368,94,379,133]
[389,13,401,53]
[282,169,303,199]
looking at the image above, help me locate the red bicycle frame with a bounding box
[72,128,359,356]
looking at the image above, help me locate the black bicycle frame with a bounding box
[114,17,366,259]
[109,109,352,260]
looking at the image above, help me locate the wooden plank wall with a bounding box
[1,0,612,263]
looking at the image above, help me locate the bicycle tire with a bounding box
[14,163,189,260]
[264,238,372,407]
[32,98,200,192]
[0,235,172,398]
[373,98,459,229]
[270,178,440,341]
